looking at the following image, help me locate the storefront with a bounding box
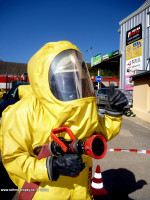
[119,0,150,91]
[131,71,150,122]
[90,50,120,89]
[91,76,119,89]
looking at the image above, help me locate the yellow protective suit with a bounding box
[1,41,122,200]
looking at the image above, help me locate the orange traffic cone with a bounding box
[91,165,108,196]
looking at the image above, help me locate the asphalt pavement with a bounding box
[92,116,150,200]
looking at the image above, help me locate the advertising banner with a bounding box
[91,53,102,67]
[91,50,119,66]
[126,24,142,45]
[125,24,142,90]
[102,50,119,61]
[126,39,142,74]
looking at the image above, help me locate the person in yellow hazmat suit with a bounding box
[0,41,128,200]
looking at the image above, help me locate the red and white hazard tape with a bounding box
[107,148,150,154]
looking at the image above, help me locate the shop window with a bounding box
[110,81,117,86]
[147,12,150,27]
[102,81,109,87]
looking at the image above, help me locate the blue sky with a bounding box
[0,0,146,64]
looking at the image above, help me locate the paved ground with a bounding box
[92,116,150,200]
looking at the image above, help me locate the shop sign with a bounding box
[102,50,119,61]
[126,39,142,75]
[125,24,142,90]
[108,50,119,58]
[91,53,102,67]
[126,24,142,45]
[102,54,109,61]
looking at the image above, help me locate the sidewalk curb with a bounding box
[123,115,150,130]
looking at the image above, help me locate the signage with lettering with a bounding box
[96,76,102,82]
[91,54,102,67]
[125,24,142,90]
[126,24,142,45]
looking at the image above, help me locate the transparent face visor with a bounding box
[49,49,95,101]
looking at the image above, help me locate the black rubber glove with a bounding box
[46,154,86,181]
[105,83,128,117]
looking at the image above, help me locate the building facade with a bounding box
[119,0,150,90]
[0,60,27,75]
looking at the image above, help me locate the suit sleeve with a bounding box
[1,105,49,184]
[97,114,122,141]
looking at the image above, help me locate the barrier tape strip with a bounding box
[107,148,150,154]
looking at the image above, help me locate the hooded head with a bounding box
[28,41,99,139]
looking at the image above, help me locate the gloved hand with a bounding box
[105,83,128,117]
[46,154,86,181]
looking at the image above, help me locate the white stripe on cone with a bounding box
[94,172,102,179]
[91,182,103,189]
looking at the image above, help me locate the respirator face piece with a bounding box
[49,49,95,101]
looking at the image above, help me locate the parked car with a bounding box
[0,88,6,98]
[121,90,133,108]
[96,88,109,108]
[96,88,132,109]
[0,82,29,117]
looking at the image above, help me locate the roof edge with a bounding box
[119,0,150,25]
[131,71,150,80]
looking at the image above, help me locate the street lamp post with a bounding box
[6,72,8,93]
[86,47,101,89]
[98,68,100,89]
